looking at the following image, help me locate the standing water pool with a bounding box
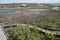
[0,9,20,14]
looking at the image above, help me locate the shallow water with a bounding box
[0,9,20,14]
[0,9,48,14]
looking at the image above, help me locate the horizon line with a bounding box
[0,2,60,4]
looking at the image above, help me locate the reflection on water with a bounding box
[0,9,20,14]
[0,9,49,14]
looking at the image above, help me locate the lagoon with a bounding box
[0,9,20,14]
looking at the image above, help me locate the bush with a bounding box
[6,25,55,40]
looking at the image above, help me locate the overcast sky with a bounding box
[0,0,60,4]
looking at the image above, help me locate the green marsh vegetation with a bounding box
[38,18,60,30]
[5,25,56,40]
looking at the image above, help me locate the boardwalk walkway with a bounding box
[0,26,7,40]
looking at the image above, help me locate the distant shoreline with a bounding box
[0,8,22,10]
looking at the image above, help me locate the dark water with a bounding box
[0,9,20,14]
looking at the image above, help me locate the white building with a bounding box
[21,4,27,7]
[52,7,60,11]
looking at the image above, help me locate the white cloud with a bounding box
[0,0,60,3]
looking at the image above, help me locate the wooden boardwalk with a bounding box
[0,26,7,40]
